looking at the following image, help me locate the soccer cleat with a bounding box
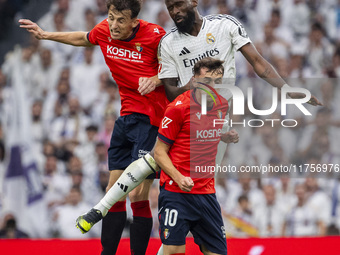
[76,208,103,234]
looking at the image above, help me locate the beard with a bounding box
[175,8,196,34]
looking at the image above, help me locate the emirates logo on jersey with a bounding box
[135,43,143,53]
[206,33,216,44]
[182,48,219,67]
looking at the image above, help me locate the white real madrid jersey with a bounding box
[158,14,252,87]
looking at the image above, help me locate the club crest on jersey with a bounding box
[164,229,170,239]
[206,33,216,44]
[217,110,223,119]
[135,43,143,52]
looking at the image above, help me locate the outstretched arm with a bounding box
[19,19,93,47]
[240,43,322,106]
[240,43,285,88]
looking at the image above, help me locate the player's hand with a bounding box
[307,95,323,106]
[288,92,323,106]
[175,175,194,192]
[19,19,45,40]
[221,129,239,144]
[138,77,157,95]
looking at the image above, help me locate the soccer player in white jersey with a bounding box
[157,0,323,191]
[75,0,322,242]
[158,0,323,104]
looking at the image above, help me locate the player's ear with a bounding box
[191,0,198,8]
[132,18,139,28]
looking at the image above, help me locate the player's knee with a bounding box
[163,245,185,255]
[106,181,115,192]
[129,180,152,202]
[200,244,221,255]
[129,189,149,202]
[144,153,160,172]
[106,170,123,192]
[105,185,110,193]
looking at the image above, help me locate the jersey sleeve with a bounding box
[154,25,166,45]
[158,36,179,79]
[158,104,184,145]
[228,18,252,51]
[87,20,105,45]
[151,25,166,57]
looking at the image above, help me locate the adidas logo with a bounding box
[117,182,128,192]
[179,47,190,56]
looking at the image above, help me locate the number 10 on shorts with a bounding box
[164,208,178,227]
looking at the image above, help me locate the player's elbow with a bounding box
[153,148,162,165]
[154,144,166,166]
[165,90,178,102]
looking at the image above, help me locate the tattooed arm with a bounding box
[240,43,286,88]
[240,43,322,106]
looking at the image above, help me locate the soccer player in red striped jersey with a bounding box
[155,58,239,255]
[20,0,167,254]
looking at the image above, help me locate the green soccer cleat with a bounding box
[76,208,103,234]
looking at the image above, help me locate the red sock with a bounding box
[130,200,152,254]
[131,200,152,218]
[108,201,126,212]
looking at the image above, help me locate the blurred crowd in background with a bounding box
[0,0,339,240]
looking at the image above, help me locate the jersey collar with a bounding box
[191,89,214,111]
[121,22,140,42]
[181,16,205,37]
[201,17,206,30]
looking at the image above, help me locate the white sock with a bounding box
[94,154,159,217]
[156,244,164,255]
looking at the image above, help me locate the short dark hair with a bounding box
[238,195,248,204]
[311,22,325,35]
[86,124,98,132]
[271,8,281,18]
[193,57,224,76]
[106,0,141,19]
